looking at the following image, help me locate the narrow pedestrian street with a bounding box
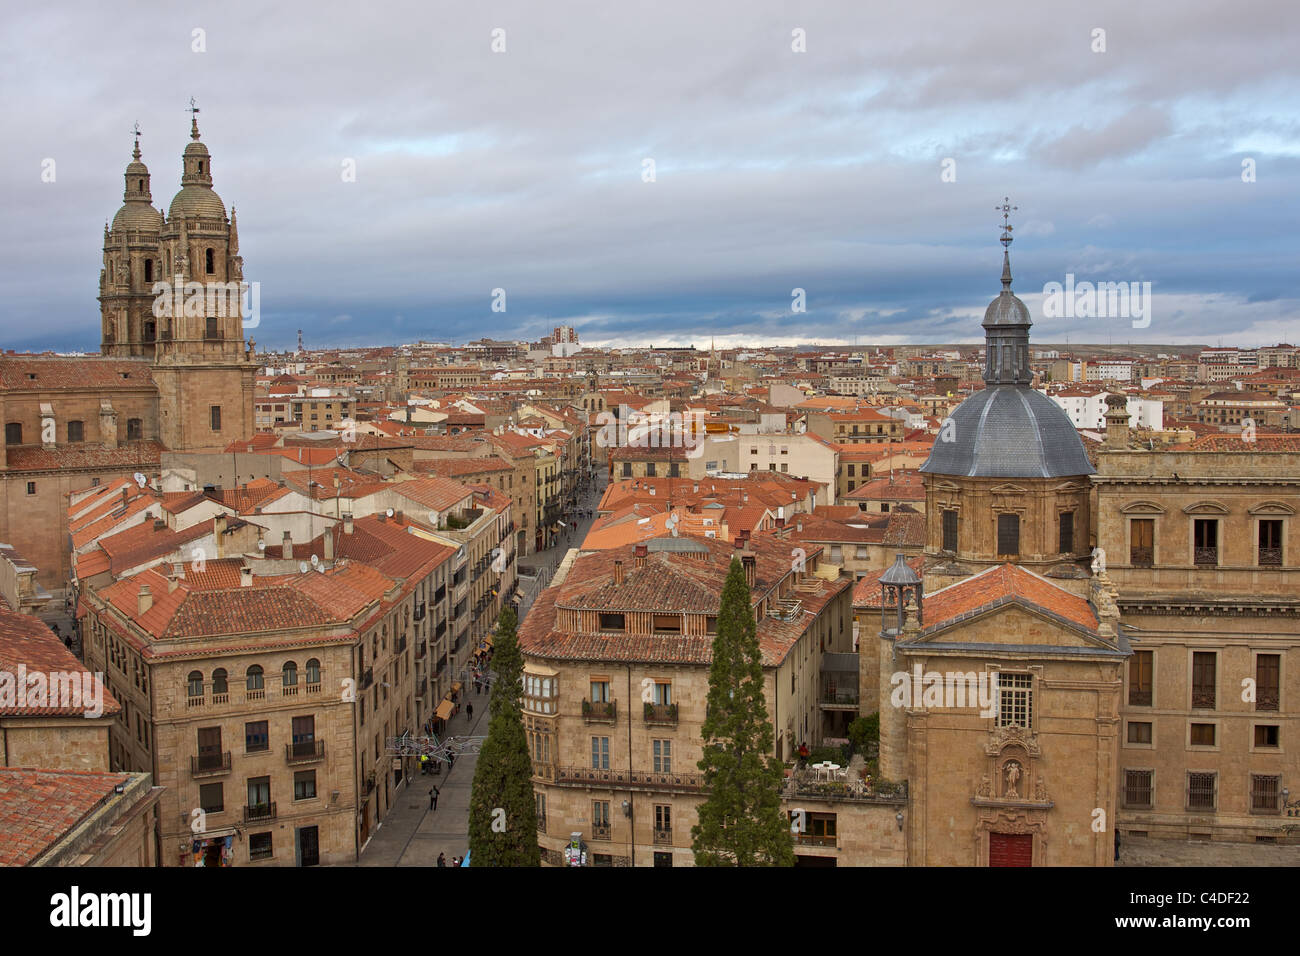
[354,467,607,865]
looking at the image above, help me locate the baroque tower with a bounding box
[99,127,164,357]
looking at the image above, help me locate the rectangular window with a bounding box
[942,510,958,552]
[205,316,219,338]
[1127,721,1152,744]
[1192,652,1216,709]
[598,612,625,632]
[25,482,35,496]
[1255,724,1280,748]
[590,679,610,703]
[1058,511,1074,554]
[1256,654,1280,711]
[621,462,632,477]
[196,726,223,770]
[1130,518,1154,566]
[127,418,143,440]
[654,804,671,831]
[653,682,672,706]
[1190,723,1216,746]
[1129,651,1153,706]
[652,614,681,635]
[645,462,656,477]
[1187,772,1217,811]
[591,736,609,770]
[1259,519,1283,566]
[1125,770,1153,809]
[4,423,21,445]
[997,513,1020,556]
[67,420,84,443]
[247,776,271,809]
[293,770,317,801]
[1252,775,1281,813]
[593,800,610,828]
[652,738,672,773]
[996,673,1033,728]
[249,832,273,861]
[1193,519,1218,565]
[210,405,222,431]
[245,720,269,753]
[199,782,224,813]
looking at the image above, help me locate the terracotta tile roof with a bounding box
[920,564,1098,634]
[5,442,163,473]
[0,355,153,391]
[1189,435,1300,452]
[844,470,926,500]
[415,456,515,478]
[0,610,119,716]
[387,476,475,514]
[98,516,215,576]
[214,478,284,513]
[0,768,136,866]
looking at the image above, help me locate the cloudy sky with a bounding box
[4,0,1298,352]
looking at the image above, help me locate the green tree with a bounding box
[691,557,794,866]
[468,606,541,866]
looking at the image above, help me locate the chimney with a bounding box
[240,565,253,588]
[741,553,757,589]
[1104,393,1130,448]
[137,584,153,616]
[613,560,624,585]
[172,560,184,579]
[394,510,404,525]
[324,527,334,562]
[634,544,647,568]
[153,518,166,531]
[166,571,180,593]
[282,530,293,560]
[343,512,354,534]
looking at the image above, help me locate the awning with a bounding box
[451,681,463,694]
[434,699,454,720]
[482,635,494,648]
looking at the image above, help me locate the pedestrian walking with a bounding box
[437,852,447,867]
[467,702,474,721]
[429,786,440,811]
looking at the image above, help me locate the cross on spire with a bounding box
[996,196,1017,248]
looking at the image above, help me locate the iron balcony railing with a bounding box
[243,802,277,823]
[192,751,232,776]
[285,740,325,764]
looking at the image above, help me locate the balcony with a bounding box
[653,827,672,846]
[537,813,547,833]
[285,740,325,765]
[416,676,429,700]
[582,699,617,723]
[396,635,407,655]
[413,602,427,622]
[792,832,837,848]
[554,766,704,793]
[360,667,374,691]
[1193,547,1218,567]
[1260,547,1283,567]
[818,690,859,711]
[644,702,678,726]
[592,824,611,841]
[1192,687,1216,710]
[243,802,277,823]
[191,752,232,777]
[415,640,427,661]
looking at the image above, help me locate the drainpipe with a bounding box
[626,664,634,867]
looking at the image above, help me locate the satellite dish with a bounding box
[257,540,266,551]
[133,472,147,488]
[299,561,309,574]
[310,553,320,567]
[428,511,438,526]
[386,508,394,518]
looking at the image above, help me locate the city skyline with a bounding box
[4,0,1299,353]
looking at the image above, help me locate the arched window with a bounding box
[187,671,204,698]
[246,665,264,690]
[212,668,228,695]
[305,658,321,687]
[138,178,144,191]
[282,660,298,686]
[205,248,215,274]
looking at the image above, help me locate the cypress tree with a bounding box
[468,606,541,866]
[691,556,794,866]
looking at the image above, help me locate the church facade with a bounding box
[0,113,255,599]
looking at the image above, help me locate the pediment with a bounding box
[1120,500,1166,515]
[989,483,1030,495]
[1249,500,1296,516]
[913,602,1107,651]
[1182,500,1230,515]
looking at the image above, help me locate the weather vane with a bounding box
[996,196,1017,248]
[187,97,200,117]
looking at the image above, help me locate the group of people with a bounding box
[435,852,463,867]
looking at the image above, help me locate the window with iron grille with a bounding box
[997,513,1020,556]
[1256,654,1280,711]
[1251,774,1280,813]
[1193,519,1218,565]
[1058,511,1074,554]
[996,673,1032,728]
[1129,651,1153,706]
[1192,652,1216,709]
[942,510,958,552]
[1259,519,1283,566]
[1125,770,1153,808]
[1187,772,1216,810]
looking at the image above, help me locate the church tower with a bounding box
[99,128,164,358]
[149,105,257,451]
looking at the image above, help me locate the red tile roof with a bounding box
[0,768,136,866]
[921,564,1098,634]
[0,610,119,716]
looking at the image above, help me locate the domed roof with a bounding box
[919,385,1095,478]
[112,202,164,232]
[983,288,1032,328]
[169,184,226,220]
